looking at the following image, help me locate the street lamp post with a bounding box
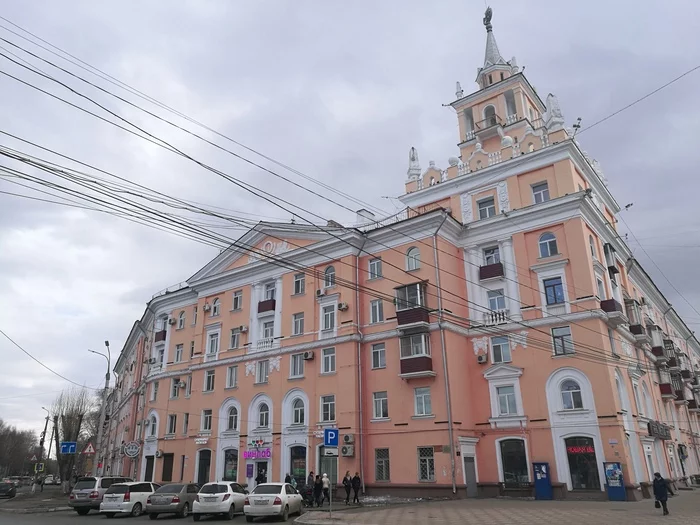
[38,407,50,467]
[89,340,111,476]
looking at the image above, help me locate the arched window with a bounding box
[642,384,654,419]
[589,235,597,260]
[324,266,336,288]
[561,380,583,410]
[538,232,558,258]
[227,407,238,431]
[406,247,420,271]
[484,105,496,127]
[149,415,157,437]
[292,398,305,425]
[212,298,220,316]
[178,311,185,329]
[258,403,270,428]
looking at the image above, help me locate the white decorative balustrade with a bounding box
[482,309,509,326]
[488,151,502,166]
[505,113,518,125]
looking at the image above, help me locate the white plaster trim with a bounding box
[495,436,531,483]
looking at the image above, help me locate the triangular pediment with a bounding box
[188,223,333,282]
[483,363,523,380]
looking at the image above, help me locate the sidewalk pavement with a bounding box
[296,490,700,525]
[0,486,71,514]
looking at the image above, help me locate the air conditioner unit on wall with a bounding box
[316,289,325,297]
[303,351,314,360]
[203,303,211,312]
[343,434,354,444]
[155,450,163,458]
[337,302,349,311]
[239,325,248,333]
[167,318,176,325]
[341,445,355,457]
[477,354,488,364]
[148,358,157,364]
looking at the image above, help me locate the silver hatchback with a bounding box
[69,476,133,515]
[146,483,200,519]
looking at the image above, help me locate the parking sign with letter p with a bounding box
[324,428,338,447]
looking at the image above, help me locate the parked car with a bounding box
[243,483,303,522]
[192,482,247,521]
[7,477,20,487]
[146,482,200,519]
[68,476,133,515]
[0,482,17,499]
[44,475,55,485]
[100,481,159,518]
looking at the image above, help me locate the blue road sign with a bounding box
[60,441,77,455]
[323,428,338,447]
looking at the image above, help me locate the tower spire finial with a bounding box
[483,6,493,32]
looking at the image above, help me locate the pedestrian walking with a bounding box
[342,471,352,504]
[313,475,323,507]
[290,476,297,490]
[284,473,292,484]
[653,472,670,516]
[321,473,330,505]
[307,471,314,488]
[40,475,45,493]
[255,469,267,486]
[351,472,361,504]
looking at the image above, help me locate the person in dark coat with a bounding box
[351,472,361,504]
[307,471,314,487]
[255,469,267,486]
[313,475,323,507]
[342,470,352,504]
[284,473,292,484]
[653,472,669,515]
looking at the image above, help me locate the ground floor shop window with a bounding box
[223,449,238,481]
[500,439,528,486]
[319,447,337,486]
[290,446,306,486]
[565,436,600,490]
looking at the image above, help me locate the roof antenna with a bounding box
[290,215,296,224]
[572,117,582,137]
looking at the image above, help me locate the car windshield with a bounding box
[200,484,228,494]
[105,485,129,494]
[252,485,282,495]
[73,479,97,490]
[156,484,184,493]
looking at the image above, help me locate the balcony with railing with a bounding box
[659,382,675,399]
[154,330,167,343]
[480,262,504,280]
[601,299,627,327]
[258,299,276,314]
[399,355,434,379]
[256,337,277,352]
[396,307,430,329]
[505,113,519,125]
[399,333,435,379]
[682,369,694,382]
[474,114,504,141]
[688,399,700,412]
[625,299,643,334]
[482,309,509,326]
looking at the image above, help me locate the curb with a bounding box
[0,505,72,514]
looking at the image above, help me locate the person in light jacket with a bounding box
[342,471,352,504]
[321,473,330,504]
[351,472,361,504]
[653,472,670,515]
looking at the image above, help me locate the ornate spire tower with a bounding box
[476,7,519,89]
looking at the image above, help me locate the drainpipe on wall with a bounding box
[355,237,368,494]
[432,212,457,494]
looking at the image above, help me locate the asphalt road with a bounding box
[0,511,256,524]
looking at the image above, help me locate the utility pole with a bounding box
[38,407,50,469]
[90,340,111,476]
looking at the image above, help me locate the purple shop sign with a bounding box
[246,464,254,478]
[243,448,272,460]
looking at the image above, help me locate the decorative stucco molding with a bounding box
[497,180,510,212]
[460,193,473,223]
[472,336,489,355]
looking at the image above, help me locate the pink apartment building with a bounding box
[103,8,700,500]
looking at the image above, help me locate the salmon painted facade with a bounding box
[101,8,700,500]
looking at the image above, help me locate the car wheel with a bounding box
[177,502,189,518]
[76,508,90,516]
[246,516,254,523]
[224,504,235,520]
[193,514,201,522]
[281,505,289,522]
[131,502,143,517]
[104,513,116,519]
[149,513,159,520]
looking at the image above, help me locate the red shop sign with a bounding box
[567,445,595,454]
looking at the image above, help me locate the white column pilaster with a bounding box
[466,248,481,322]
[501,238,522,321]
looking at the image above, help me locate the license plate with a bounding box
[255,499,268,505]
[154,498,165,504]
[76,494,87,499]
[204,497,217,502]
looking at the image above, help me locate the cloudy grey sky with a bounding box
[1,0,699,433]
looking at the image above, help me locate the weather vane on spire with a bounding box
[483,6,493,32]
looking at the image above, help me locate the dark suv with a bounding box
[69,476,133,515]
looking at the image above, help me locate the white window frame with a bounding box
[292,398,305,425]
[369,258,383,279]
[190,341,195,359]
[174,344,183,363]
[414,387,432,416]
[256,360,269,384]
[206,331,220,361]
[290,353,304,378]
[232,290,243,311]
[293,273,305,295]
[264,282,276,301]
[177,311,185,329]
[211,298,220,317]
[400,333,430,358]
[227,406,239,431]
[151,381,159,402]
[262,320,275,339]
[589,235,597,260]
[477,197,496,219]
[552,326,574,355]
[226,365,238,389]
[230,328,240,350]
[371,343,386,369]
[370,299,384,324]
[182,413,189,435]
[406,247,420,271]
[201,409,213,432]
[491,336,512,363]
[372,391,389,420]
[534,260,570,315]
[258,403,270,428]
[321,347,336,374]
[538,232,558,258]
[485,366,525,428]
[596,277,606,300]
[322,304,336,332]
[395,283,426,311]
[321,394,336,422]
[167,414,177,435]
[292,313,304,336]
[487,289,506,311]
[148,415,157,437]
[170,378,180,399]
[532,182,550,204]
[185,375,192,397]
[324,266,336,288]
[483,246,501,265]
[204,370,215,392]
[560,379,584,410]
[496,385,518,416]
[192,306,198,326]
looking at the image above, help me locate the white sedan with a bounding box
[99,482,159,518]
[244,483,303,522]
[193,481,247,521]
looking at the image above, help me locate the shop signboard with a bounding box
[647,421,672,440]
